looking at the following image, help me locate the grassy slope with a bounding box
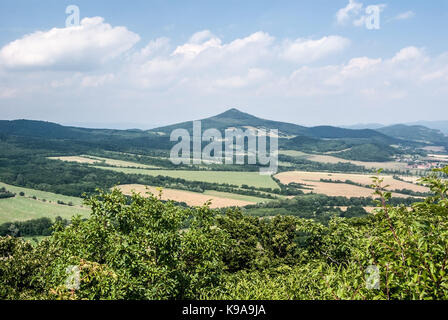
[0,182,89,223]
[93,167,280,189]
[0,197,89,224]
[0,182,84,205]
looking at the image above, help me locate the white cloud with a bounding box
[2,24,448,125]
[137,38,170,59]
[81,73,115,87]
[353,4,386,28]
[281,36,350,64]
[336,1,386,28]
[392,11,415,21]
[0,17,140,70]
[172,30,222,57]
[336,0,363,25]
[213,68,269,89]
[390,46,425,63]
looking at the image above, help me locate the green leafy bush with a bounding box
[1,167,448,300]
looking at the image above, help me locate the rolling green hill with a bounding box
[1,108,440,164]
[376,124,448,146]
[150,108,395,142]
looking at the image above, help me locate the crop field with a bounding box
[117,184,268,208]
[202,190,276,203]
[275,171,429,198]
[0,196,89,224]
[49,155,158,169]
[336,206,378,214]
[279,150,408,170]
[279,150,310,158]
[95,167,280,189]
[0,182,85,206]
[305,154,408,170]
[0,182,89,223]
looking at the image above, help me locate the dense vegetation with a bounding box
[0,217,69,237]
[1,167,447,300]
[243,193,421,224]
[0,187,15,199]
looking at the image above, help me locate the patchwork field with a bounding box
[95,167,280,189]
[49,155,158,169]
[306,155,408,171]
[275,171,429,198]
[117,184,269,208]
[279,150,408,170]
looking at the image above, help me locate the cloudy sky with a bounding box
[0,0,447,128]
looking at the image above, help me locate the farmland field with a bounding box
[117,184,269,208]
[279,150,408,170]
[275,171,428,198]
[0,182,85,206]
[94,167,280,189]
[0,196,89,224]
[306,154,409,170]
[0,182,89,223]
[49,155,158,169]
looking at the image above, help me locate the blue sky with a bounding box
[0,0,447,128]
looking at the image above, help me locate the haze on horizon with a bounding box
[1,0,448,128]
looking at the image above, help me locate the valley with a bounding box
[1,108,447,231]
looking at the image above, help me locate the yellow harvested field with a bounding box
[49,156,100,165]
[117,184,257,208]
[337,207,378,214]
[306,154,408,170]
[275,171,428,198]
[49,155,157,168]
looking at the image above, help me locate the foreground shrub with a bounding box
[1,167,448,300]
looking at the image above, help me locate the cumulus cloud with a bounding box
[172,31,222,58]
[336,0,363,25]
[281,36,350,64]
[390,46,425,63]
[0,17,140,70]
[2,22,448,125]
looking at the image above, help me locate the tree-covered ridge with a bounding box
[3,108,443,164]
[1,167,447,300]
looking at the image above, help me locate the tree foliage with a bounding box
[1,167,448,300]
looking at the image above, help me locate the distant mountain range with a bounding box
[405,121,448,135]
[1,108,447,163]
[344,121,448,136]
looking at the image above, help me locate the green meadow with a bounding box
[0,182,89,223]
[0,196,89,224]
[0,182,84,206]
[93,167,280,189]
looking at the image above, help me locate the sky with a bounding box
[0,0,447,129]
